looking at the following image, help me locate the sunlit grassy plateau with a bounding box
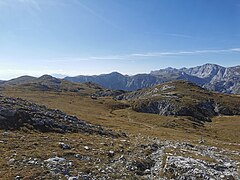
[0,79,239,179]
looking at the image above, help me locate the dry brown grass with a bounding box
[0,130,133,179]
[2,88,240,151]
[0,87,239,179]
[206,116,240,144]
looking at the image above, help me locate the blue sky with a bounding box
[0,0,240,79]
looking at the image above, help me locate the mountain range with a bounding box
[1,72,239,121]
[0,65,240,179]
[65,64,240,94]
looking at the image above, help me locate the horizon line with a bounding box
[1,62,239,81]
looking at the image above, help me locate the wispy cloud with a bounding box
[46,47,240,63]
[164,33,192,38]
[0,0,66,10]
[231,48,240,52]
[144,31,192,39]
[73,0,121,30]
[0,0,42,12]
[130,48,240,57]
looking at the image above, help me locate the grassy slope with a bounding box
[0,130,133,179]
[124,81,239,106]
[1,86,239,179]
[2,88,240,148]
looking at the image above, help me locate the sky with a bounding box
[0,0,240,80]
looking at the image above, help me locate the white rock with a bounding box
[68,177,78,180]
[8,158,15,164]
[220,175,225,178]
[44,157,66,164]
[84,146,90,150]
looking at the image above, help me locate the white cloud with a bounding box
[231,48,240,52]
[129,48,240,58]
[45,47,240,63]
[165,33,192,38]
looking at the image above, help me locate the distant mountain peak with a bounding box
[203,63,219,66]
[107,72,125,76]
[38,74,54,79]
[165,67,177,70]
[1,64,239,94]
[64,64,240,94]
[2,75,37,86]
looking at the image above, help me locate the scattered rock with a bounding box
[75,154,90,161]
[8,158,15,165]
[59,142,71,150]
[14,176,22,180]
[44,157,71,176]
[44,157,66,164]
[163,155,239,179]
[84,146,90,150]
[108,151,115,158]
[68,177,78,180]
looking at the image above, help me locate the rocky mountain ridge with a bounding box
[64,64,240,94]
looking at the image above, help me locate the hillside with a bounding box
[0,95,119,136]
[2,75,37,86]
[116,81,240,121]
[1,81,240,179]
[1,75,123,97]
[65,64,240,94]
[0,80,5,85]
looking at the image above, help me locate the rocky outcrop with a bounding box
[118,81,240,121]
[159,141,240,180]
[0,95,120,137]
[131,99,239,122]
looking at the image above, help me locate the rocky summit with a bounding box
[0,95,119,137]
